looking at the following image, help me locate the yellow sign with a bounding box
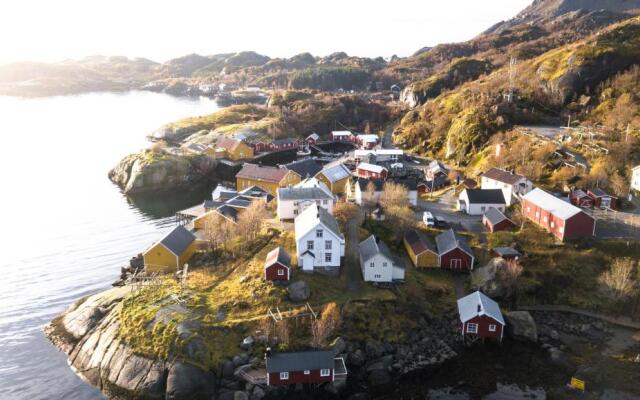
[570,377,585,391]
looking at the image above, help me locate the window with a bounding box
[489,324,497,332]
[543,216,548,222]
[466,323,478,334]
[481,206,486,212]
[320,369,331,377]
[293,210,298,215]
[280,372,289,380]
[382,262,388,267]
[369,262,375,268]
[325,253,332,263]
[316,229,323,238]
[325,240,332,250]
[323,200,328,205]
[550,221,555,228]
[277,269,285,276]
[304,370,310,375]
[307,241,314,250]
[374,274,381,278]
[527,207,530,212]
[559,227,564,233]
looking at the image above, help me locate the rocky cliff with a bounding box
[108,150,219,195]
[45,287,216,400]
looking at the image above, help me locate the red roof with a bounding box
[216,136,245,151]
[237,164,290,183]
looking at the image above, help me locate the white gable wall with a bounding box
[296,223,345,270]
[458,191,506,215]
[360,253,394,282]
[278,198,334,220]
[481,176,533,206]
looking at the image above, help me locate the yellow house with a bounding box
[143,225,198,274]
[236,163,301,196]
[403,229,439,268]
[315,163,352,195]
[216,136,254,160]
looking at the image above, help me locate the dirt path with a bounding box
[453,274,467,299]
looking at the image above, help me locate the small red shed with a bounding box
[587,188,617,209]
[356,162,388,179]
[264,247,291,281]
[457,291,505,343]
[482,207,516,233]
[569,189,594,208]
[435,229,475,272]
[265,349,347,386]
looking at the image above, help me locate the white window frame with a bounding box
[369,262,375,268]
[382,262,388,267]
[320,369,331,377]
[304,370,310,375]
[466,323,478,334]
[325,240,332,250]
[280,372,289,380]
[277,269,285,276]
[316,229,323,238]
[325,253,332,263]
[307,241,314,250]
[489,324,497,332]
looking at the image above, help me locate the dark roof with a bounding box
[356,177,385,191]
[226,195,253,209]
[482,168,526,185]
[390,178,418,191]
[160,225,196,255]
[265,247,291,269]
[203,199,224,210]
[285,159,323,179]
[278,186,333,201]
[435,229,473,257]
[236,164,290,183]
[588,187,616,198]
[483,207,512,226]
[266,350,335,373]
[464,189,506,205]
[404,230,437,255]
[216,204,239,222]
[493,247,522,258]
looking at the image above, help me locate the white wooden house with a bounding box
[358,235,405,282]
[294,204,345,273]
[277,186,335,220]
[480,168,533,206]
[458,189,506,215]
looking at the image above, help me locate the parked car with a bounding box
[423,211,435,227]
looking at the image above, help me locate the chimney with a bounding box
[265,347,272,358]
[477,304,482,313]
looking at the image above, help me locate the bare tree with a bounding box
[204,212,235,251]
[333,202,360,230]
[380,182,410,210]
[275,318,290,348]
[237,200,269,241]
[311,302,341,347]
[363,181,378,213]
[496,258,523,300]
[599,258,637,300]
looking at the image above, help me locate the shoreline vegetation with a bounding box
[37,0,640,398]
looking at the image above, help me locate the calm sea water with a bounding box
[0,92,220,400]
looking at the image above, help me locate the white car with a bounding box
[422,211,435,227]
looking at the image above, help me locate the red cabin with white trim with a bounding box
[265,350,347,386]
[264,247,291,281]
[457,291,505,343]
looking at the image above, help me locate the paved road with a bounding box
[345,210,364,292]
[416,189,484,234]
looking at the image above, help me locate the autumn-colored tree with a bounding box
[380,182,410,210]
[550,166,575,190]
[311,302,341,347]
[363,181,378,212]
[599,258,637,300]
[237,199,269,241]
[380,182,414,240]
[333,202,360,230]
[496,258,523,300]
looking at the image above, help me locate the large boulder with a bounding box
[505,311,538,342]
[287,281,310,302]
[166,361,216,400]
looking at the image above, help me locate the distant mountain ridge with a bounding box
[519,0,640,19]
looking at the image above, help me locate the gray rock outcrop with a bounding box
[286,280,310,302]
[505,311,538,342]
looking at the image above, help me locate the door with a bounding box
[450,259,461,270]
[302,254,314,271]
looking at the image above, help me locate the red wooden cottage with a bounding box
[482,207,516,233]
[264,247,291,281]
[435,229,475,272]
[587,188,617,209]
[569,189,594,208]
[270,138,299,152]
[356,162,388,179]
[522,188,595,241]
[265,349,347,386]
[457,291,505,343]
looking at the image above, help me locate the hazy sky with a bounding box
[0,0,532,64]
